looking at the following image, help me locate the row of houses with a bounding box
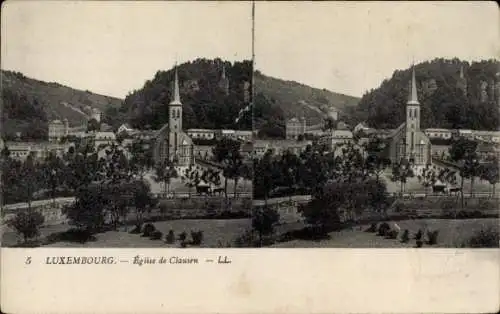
[355,123,500,144]
[117,124,252,143]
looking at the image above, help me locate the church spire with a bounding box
[407,65,419,105]
[170,66,181,106]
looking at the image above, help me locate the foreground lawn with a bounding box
[271,218,499,248]
[3,219,251,248]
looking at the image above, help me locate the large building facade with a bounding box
[286,117,307,140]
[153,67,194,167]
[387,67,432,167]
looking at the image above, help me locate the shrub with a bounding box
[165,230,175,244]
[179,241,187,248]
[415,240,423,248]
[385,229,398,239]
[426,230,439,245]
[401,229,410,243]
[365,223,377,233]
[414,229,423,241]
[178,231,187,242]
[7,210,45,243]
[190,230,204,246]
[150,230,163,240]
[142,223,156,237]
[45,228,96,244]
[377,222,390,236]
[463,227,499,248]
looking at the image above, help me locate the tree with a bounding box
[19,154,40,210]
[252,206,280,247]
[65,184,108,233]
[280,150,300,200]
[7,210,45,244]
[363,136,391,184]
[129,139,154,179]
[41,152,65,206]
[480,157,500,197]
[418,164,438,194]
[213,138,243,199]
[87,118,100,132]
[253,150,275,204]
[391,158,414,194]
[184,166,201,196]
[449,138,480,205]
[153,160,178,197]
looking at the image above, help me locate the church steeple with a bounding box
[170,66,182,106]
[407,66,419,106]
[169,65,182,132]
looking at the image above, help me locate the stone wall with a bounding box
[2,197,75,226]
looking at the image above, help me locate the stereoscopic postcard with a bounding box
[1,1,498,313]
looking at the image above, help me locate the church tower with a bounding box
[169,67,182,132]
[405,66,420,159]
[219,63,230,95]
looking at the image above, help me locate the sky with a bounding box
[1,1,252,99]
[255,1,499,97]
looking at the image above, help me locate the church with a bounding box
[153,67,194,168]
[387,66,432,169]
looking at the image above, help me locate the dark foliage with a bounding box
[7,210,45,243]
[165,230,175,244]
[377,222,391,236]
[190,230,204,246]
[401,229,410,243]
[463,227,499,248]
[142,223,156,237]
[426,230,440,245]
[122,58,252,131]
[354,59,499,131]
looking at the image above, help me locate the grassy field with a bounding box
[3,219,251,248]
[271,218,499,248]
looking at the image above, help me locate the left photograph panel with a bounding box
[1,1,253,248]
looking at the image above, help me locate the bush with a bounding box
[190,230,204,246]
[165,230,175,244]
[414,229,423,241]
[7,210,45,243]
[365,222,377,233]
[401,229,410,243]
[385,229,398,239]
[463,227,499,248]
[179,241,188,248]
[150,230,163,240]
[178,231,187,242]
[426,230,439,245]
[377,222,390,236]
[415,240,423,248]
[142,223,156,237]
[44,228,96,244]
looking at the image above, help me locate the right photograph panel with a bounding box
[251,2,500,248]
